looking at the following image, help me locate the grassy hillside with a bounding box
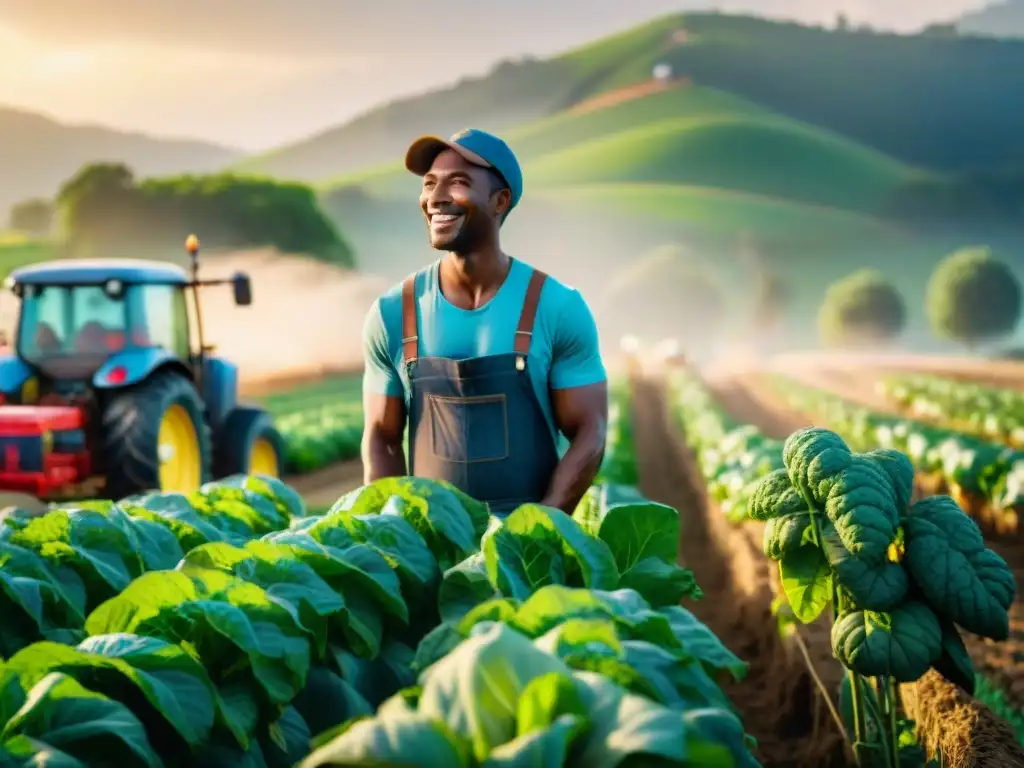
[241,12,1024,182]
[0,106,241,222]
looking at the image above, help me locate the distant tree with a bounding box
[52,163,353,265]
[835,12,850,31]
[818,269,905,347]
[926,246,1021,349]
[8,198,54,236]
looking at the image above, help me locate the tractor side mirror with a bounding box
[232,272,252,306]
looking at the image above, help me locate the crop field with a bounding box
[622,358,1024,765]
[256,374,363,474]
[0,378,772,766]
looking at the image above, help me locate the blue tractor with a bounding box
[0,235,285,500]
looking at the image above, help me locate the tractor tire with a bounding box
[101,371,212,499]
[215,407,285,478]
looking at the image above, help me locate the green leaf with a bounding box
[1,672,163,767]
[308,512,440,604]
[335,478,481,570]
[831,603,942,682]
[931,617,975,694]
[265,533,405,612]
[571,488,693,606]
[482,505,618,600]
[417,623,570,761]
[819,521,908,611]
[903,496,1016,640]
[515,671,586,737]
[85,570,311,707]
[778,546,832,623]
[438,553,501,624]
[4,635,216,749]
[660,606,748,681]
[482,715,587,767]
[298,713,471,767]
[570,671,690,766]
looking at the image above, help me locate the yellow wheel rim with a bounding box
[249,436,279,477]
[157,404,202,492]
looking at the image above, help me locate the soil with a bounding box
[630,373,845,766]
[285,459,365,509]
[712,369,1024,766]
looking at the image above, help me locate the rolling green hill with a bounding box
[240,12,1024,182]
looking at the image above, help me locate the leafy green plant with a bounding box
[751,426,1016,765]
[0,458,757,766]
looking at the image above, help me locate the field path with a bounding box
[773,352,1024,391]
[632,372,844,766]
[287,459,364,509]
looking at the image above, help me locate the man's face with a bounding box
[420,149,507,251]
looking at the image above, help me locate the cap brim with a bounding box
[404,135,492,176]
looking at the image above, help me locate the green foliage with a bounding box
[753,426,1014,763]
[818,269,905,347]
[54,163,353,266]
[0,468,761,765]
[7,199,54,237]
[926,246,1022,347]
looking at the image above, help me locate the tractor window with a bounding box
[139,285,190,358]
[17,285,127,361]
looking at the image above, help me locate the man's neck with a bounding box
[440,248,511,309]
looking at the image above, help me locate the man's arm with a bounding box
[360,300,408,482]
[540,290,608,513]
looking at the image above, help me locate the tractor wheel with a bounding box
[215,407,285,478]
[101,371,212,499]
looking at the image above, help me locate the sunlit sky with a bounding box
[0,0,988,151]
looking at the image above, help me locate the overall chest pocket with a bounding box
[427,394,509,463]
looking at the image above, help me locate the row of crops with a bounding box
[879,373,1024,447]
[0,378,761,766]
[664,369,1018,765]
[257,375,363,473]
[763,375,1024,534]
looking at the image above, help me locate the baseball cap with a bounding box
[405,128,523,211]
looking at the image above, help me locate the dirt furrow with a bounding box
[720,373,1024,766]
[630,374,844,767]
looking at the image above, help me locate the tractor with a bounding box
[0,235,285,501]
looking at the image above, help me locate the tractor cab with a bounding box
[0,236,281,501]
[9,256,249,384]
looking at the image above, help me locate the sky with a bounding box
[0,0,990,151]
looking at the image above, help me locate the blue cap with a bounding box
[405,128,523,211]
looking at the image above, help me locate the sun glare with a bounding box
[33,51,93,78]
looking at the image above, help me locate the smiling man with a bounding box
[360,128,608,515]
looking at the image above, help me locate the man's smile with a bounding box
[429,212,465,233]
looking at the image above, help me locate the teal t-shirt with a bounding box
[362,258,606,443]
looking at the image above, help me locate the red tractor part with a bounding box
[0,405,91,497]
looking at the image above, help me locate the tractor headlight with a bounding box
[105,279,124,298]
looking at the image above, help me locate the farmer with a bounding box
[361,128,608,515]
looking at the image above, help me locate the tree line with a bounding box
[818,246,1021,351]
[6,163,353,266]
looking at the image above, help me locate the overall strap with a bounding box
[514,269,548,356]
[401,274,418,365]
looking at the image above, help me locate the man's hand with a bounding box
[540,381,608,513]
[361,392,408,483]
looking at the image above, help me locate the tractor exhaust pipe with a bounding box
[185,234,206,388]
